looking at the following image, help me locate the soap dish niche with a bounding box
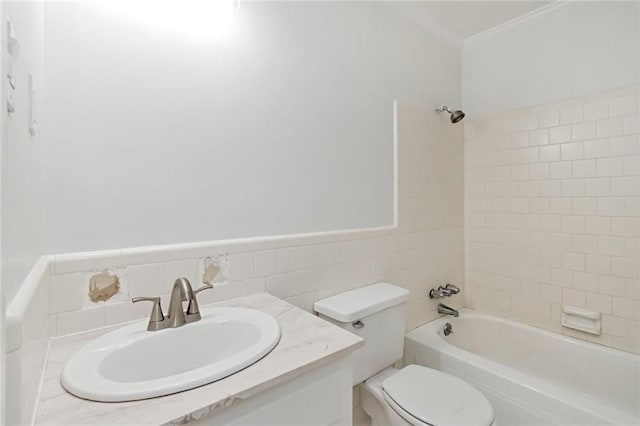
[561,305,601,335]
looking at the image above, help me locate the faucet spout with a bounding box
[167,278,194,328]
[438,303,459,317]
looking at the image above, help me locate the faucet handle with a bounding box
[186,284,213,318]
[444,283,460,294]
[132,296,165,328]
[438,286,453,296]
[193,283,213,295]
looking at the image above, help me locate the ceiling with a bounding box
[387,1,553,45]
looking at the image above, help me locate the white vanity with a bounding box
[34,293,362,425]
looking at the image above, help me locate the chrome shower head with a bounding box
[436,105,465,123]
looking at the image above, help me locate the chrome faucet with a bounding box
[438,303,459,317]
[132,278,213,331]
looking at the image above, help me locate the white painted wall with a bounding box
[1,3,45,307]
[42,1,461,255]
[463,1,639,115]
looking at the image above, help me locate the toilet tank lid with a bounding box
[314,282,409,322]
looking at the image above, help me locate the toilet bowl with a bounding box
[314,282,496,426]
[361,366,495,426]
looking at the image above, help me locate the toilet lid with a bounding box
[382,365,494,426]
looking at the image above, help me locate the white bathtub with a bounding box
[404,309,640,426]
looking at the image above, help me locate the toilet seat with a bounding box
[382,365,494,426]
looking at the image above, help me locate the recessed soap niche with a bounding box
[561,306,602,335]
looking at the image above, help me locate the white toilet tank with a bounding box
[314,283,409,385]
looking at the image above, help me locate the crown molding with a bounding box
[464,1,568,46]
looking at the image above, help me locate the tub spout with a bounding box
[438,303,459,317]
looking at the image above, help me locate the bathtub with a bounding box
[404,309,640,426]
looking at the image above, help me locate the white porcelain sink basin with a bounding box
[61,306,280,402]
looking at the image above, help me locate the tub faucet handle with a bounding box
[444,283,460,294]
[429,286,450,299]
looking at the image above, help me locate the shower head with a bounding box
[436,105,465,123]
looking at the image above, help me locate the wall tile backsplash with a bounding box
[464,86,639,354]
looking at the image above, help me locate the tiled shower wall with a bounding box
[45,102,464,337]
[464,86,639,354]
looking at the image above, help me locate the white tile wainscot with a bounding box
[35,293,362,425]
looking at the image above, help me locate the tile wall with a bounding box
[464,86,639,354]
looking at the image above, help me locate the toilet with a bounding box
[314,282,495,426]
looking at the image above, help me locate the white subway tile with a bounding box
[550,161,572,179]
[585,216,611,235]
[624,114,639,135]
[611,135,640,156]
[539,180,562,197]
[561,179,585,196]
[598,197,639,217]
[612,217,640,237]
[612,257,639,279]
[539,145,560,162]
[529,163,549,180]
[563,252,585,271]
[624,155,639,176]
[50,273,84,314]
[609,94,638,117]
[57,306,105,336]
[586,292,612,314]
[561,142,584,160]
[585,178,610,196]
[599,275,626,296]
[562,288,586,307]
[550,125,572,144]
[586,254,611,275]
[519,113,539,131]
[538,110,559,128]
[612,297,640,320]
[597,117,625,138]
[572,197,597,215]
[611,176,640,196]
[573,234,598,254]
[572,159,597,178]
[584,139,610,159]
[598,236,626,256]
[298,243,334,269]
[560,105,583,125]
[561,216,585,234]
[597,157,624,177]
[277,247,299,273]
[572,122,596,141]
[529,129,549,146]
[583,100,609,121]
[509,132,529,148]
[549,198,572,215]
[573,271,598,292]
[105,301,149,326]
[551,268,572,287]
[228,252,254,281]
[254,250,277,277]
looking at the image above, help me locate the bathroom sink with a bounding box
[61,306,281,402]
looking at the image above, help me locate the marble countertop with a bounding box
[34,293,363,425]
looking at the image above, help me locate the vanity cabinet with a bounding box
[190,357,353,426]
